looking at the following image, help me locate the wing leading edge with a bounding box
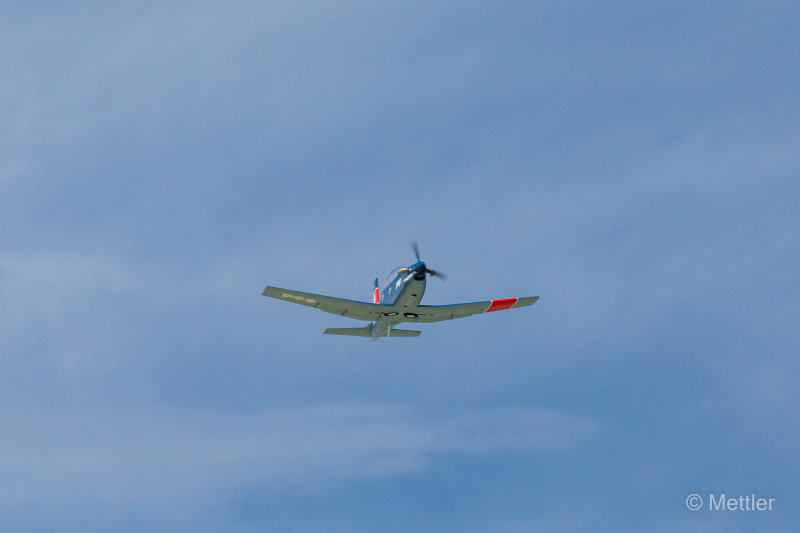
[261,285,385,321]
[262,285,538,326]
[412,296,538,323]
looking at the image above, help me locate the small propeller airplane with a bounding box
[262,243,538,341]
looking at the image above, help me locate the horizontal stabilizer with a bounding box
[324,325,372,337]
[324,325,421,337]
[380,329,421,337]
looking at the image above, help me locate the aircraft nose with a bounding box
[414,263,427,279]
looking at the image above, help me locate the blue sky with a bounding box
[1,1,798,531]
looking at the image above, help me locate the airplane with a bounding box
[262,243,538,341]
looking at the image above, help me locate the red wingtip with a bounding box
[486,298,518,312]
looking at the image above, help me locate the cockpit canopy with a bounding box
[385,267,408,287]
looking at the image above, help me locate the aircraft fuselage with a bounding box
[372,261,428,339]
[380,261,427,307]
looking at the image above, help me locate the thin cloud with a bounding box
[0,404,595,505]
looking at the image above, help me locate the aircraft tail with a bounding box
[324,323,420,338]
[373,278,380,303]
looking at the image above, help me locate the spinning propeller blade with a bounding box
[412,241,421,263]
[428,269,447,281]
[408,242,447,282]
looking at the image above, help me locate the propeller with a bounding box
[428,268,448,281]
[397,242,447,281]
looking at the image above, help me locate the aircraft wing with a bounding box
[262,286,384,321]
[414,296,538,323]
